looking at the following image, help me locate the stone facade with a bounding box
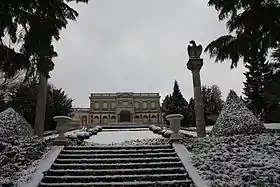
[71,92,164,126]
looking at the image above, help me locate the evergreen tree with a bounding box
[161,80,190,127]
[0,0,89,78]
[0,94,7,112]
[161,95,173,116]
[243,54,270,117]
[205,0,280,69]
[8,82,73,130]
[263,63,280,122]
[172,81,189,113]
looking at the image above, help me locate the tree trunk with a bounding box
[34,73,48,138]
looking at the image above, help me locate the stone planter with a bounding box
[166,114,184,142]
[53,116,73,145]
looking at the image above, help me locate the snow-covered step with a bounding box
[40,180,192,187]
[41,173,188,183]
[64,145,172,150]
[57,152,177,159]
[51,161,183,170]
[55,156,180,164]
[40,145,194,186]
[60,148,174,154]
[46,167,186,176]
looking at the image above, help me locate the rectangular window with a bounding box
[151,102,156,109]
[94,102,99,109]
[143,102,147,109]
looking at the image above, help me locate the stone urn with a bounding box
[166,114,184,141]
[53,116,73,145]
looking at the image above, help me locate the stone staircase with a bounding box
[39,145,194,186]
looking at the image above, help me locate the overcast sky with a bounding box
[50,0,247,108]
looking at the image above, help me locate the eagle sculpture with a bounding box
[187,40,203,58]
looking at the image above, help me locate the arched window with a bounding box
[94,116,99,124]
[143,115,148,123]
[151,115,157,123]
[134,115,140,122]
[103,116,108,124]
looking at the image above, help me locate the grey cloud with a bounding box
[50,0,246,107]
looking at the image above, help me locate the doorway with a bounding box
[119,110,131,122]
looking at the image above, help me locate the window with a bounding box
[94,102,99,109]
[143,102,147,109]
[151,102,156,109]
[143,115,148,123]
[103,102,108,109]
[135,102,140,109]
[111,102,116,109]
[151,115,157,123]
[82,116,87,124]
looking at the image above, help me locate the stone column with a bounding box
[186,41,206,137]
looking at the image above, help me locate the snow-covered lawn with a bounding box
[264,123,280,129]
[184,132,280,187]
[44,129,82,140]
[180,130,197,137]
[185,123,280,134]
[85,130,163,144]
[103,128,149,131]
[17,146,63,187]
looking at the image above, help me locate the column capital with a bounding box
[187,58,203,71]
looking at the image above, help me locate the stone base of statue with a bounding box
[53,136,69,146]
[169,133,183,144]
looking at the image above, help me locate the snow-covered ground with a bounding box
[184,132,280,187]
[17,146,63,187]
[185,123,280,132]
[85,130,163,144]
[103,128,149,131]
[44,129,82,140]
[264,123,280,129]
[180,130,197,137]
